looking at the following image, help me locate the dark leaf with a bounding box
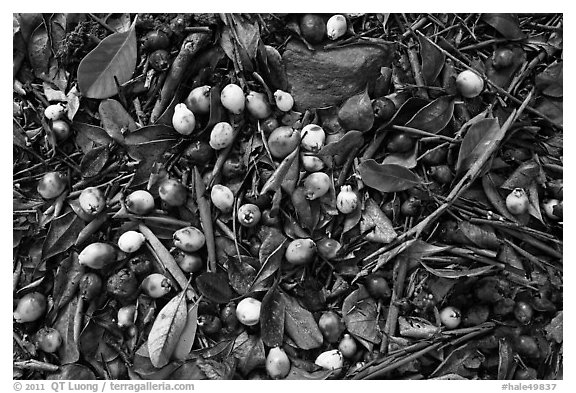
[169,360,206,380]
[229,14,261,59]
[291,187,317,232]
[173,302,199,361]
[526,180,544,223]
[80,146,109,178]
[124,124,179,147]
[458,221,500,250]
[126,139,175,186]
[52,252,84,311]
[281,152,300,195]
[196,272,235,304]
[77,19,137,99]
[79,321,120,363]
[498,338,515,380]
[227,256,258,295]
[358,160,421,193]
[418,34,445,85]
[73,122,114,149]
[200,86,226,134]
[282,293,323,350]
[534,97,562,127]
[260,286,286,347]
[431,343,485,378]
[133,344,180,379]
[456,118,500,175]
[231,332,266,376]
[13,119,27,149]
[382,144,417,168]
[360,198,397,244]
[197,357,237,380]
[404,95,455,134]
[420,260,495,279]
[501,159,545,190]
[317,130,363,166]
[535,61,563,97]
[99,99,138,142]
[46,364,96,380]
[54,295,80,365]
[486,46,526,88]
[48,13,67,54]
[261,147,299,195]
[42,210,85,260]
[387,97,429,126]
[482,14,526,40]
[28,22,51,78]
[264,45,288,91]
[337,89,374,132]
[342,286,382,346]
[15,13,43,42]
[285,366,333,380]
[251,228,287,292]
[545,312,563,344]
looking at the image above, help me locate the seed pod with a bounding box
[326,15,347,40]
[172,103,196,135]
[185,85,211,115]
[336,185,358,214]
[315,349,344,370]
[236,297,261,326]
[37,172,67,199]
[79,187,106,216]
[173,226,206,252]
[220,83,245,114]
[273,90,294,112]
[209,122,235,150]
[125,190,155,215]
[78,242,117,269]
[13,292,47,323]
[117,231,146,253]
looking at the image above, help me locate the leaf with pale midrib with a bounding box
[148,292,188,368]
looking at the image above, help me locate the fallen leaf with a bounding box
[282,293,323,350]
[360,198,397,244]
[358,160,421,193]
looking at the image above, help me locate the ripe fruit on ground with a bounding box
[261,117,279,134]
[172,249,203,273]
[315,349,344,370]
[37,172,67,199]
[199,314,222,335]
[514,301,534,325]
[266,347,291,379]
[420,145,448,166]
[300,14,326,44]
[365,275,391,300]
[274,90,294,112]
[439,306,462,329]
[141,273,172,298]
[336,185,358,214]
[78,242,117,269]
[493,298,515,317]
[209,122,235,150]
[79,187,106,215]
[79,272,103,301]
[159,178,188,207]
[185,85,211,114]
[172,103,196,135]
[429,165,453,185]
[285,238,316,265]
[316,238,341,260]
[182,140,214,165]
[222,156,246,178]
[211,184,234,213]
[268,126,301,159]
[107,268,138,299]
[542,199,561,220]
[401,196,421,217]
[125,190,155,215]
[492,47,514,69]
[149,49,170,71]
[300,124,326,152]
[246,91,272,119]
[506,188,529,215]
[128,256,153,278]
[14,292,47,323]
[386,132,414,153]
[338,334,358,358]
[301,153,325,172]
[44,103,66,120]
[35,327,62,353]
[303,172,331,200]
[52,120,71,141]
[220,83,245,114]
[117,231,146,253]
[237,204,262,227]
[515,335,540,357]
[173,226,206,252]
[236,297,261,326]
[319,311,345,343]
[462,304,490,327]
[372,97,396,120]
[117,305,137,327]
[326,14,347,40]
[142,30,170,52]
[456,70,484,98]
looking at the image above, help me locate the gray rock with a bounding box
[283,40,394,110]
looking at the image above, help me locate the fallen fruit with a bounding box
[79,187,106,216]
[220,83,245,114]
[125,190,155,215]
[209,122,235,150]
[173,226,206,252]
[149,49,170,71]
[386,132,414,153]
[246,91,272,119]
[117,305,137,327]
[336,185,358,214]
[44,103,66,120]
[319,311,345,343]
[237,203,261,227]
[401,196,421,216]
[236,297,261,326]
[285,238,316,265]
[303,172,331,200]
[141,273,172,298]
[13,292,47,323]
[185,85,211,114]
[315,349,344,370]
[326,14,347,40]
[429,165,454,185]
[261,117,280,134]
[316,237,341,260]
[268,126,301,159]
[506,188,529,215]
[338,334,357,358]
[199,314,222,335]
[439,306,462,329]
[222,156,246,178]
[37,172,67,199]
[158,178,188,207]
[542,199,561,220]
[51,119,71,141]
[301,153,325,172]
[365,275,391,300]
[172,249,203,273]
[514,301,534,325]
[515,335,540,357]
[372,97,396,120]
[128,255,154,278]
[78,242,117,269]
[172,103,196,135]
[300,124,326,152]
[492,47,514,69]
[266,347,291,379]
[273,90,294,112]
[182,140,214,166]
[107,268,138,299]
[79,272,103,301]
[117,231,146,253]
[35,327,62,353]
[456,70,484,98]
[300,14,326,44]
[142,30,170,52]
[211,184,235,213]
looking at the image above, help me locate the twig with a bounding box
[88,13,116,34]
[393,125,457,143]
[14,360,59,373]
[379,256,409,355]
[194,167,216,272]
[406,39,429,99]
